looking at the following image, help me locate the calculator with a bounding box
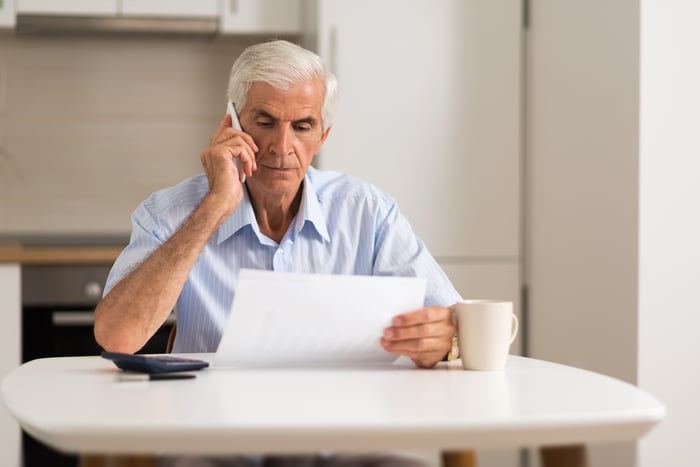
[101,351,210,374]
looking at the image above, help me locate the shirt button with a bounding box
[278,248,284,255]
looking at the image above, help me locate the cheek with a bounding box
[305,136,324,156]
[295,139,321,159]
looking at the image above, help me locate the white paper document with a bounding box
[215,269,427,367]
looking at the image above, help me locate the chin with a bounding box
[251,176,302,195]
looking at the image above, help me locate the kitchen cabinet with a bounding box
[0,0,16,27]
[219,0,301,35]
[121,0,218,18]
[17,0,219,19]
[16,0,300,34]
[16,0,116,16]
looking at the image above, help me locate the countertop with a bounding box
[0,235,127,264]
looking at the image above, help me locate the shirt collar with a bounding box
[216,171,330,244]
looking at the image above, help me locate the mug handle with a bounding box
[509,313,519,344]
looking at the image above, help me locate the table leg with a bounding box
[441,450,477,467]
[539,445,588,467]
[79,455,157,467]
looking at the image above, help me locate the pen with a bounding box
[117,373,196,382]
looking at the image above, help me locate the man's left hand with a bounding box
[380,305,456,368]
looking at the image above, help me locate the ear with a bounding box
[312,125,332,159]
[319,125,332,145]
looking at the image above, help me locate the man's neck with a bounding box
[247,183,304,244]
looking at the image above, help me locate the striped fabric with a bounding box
[104,166,461,353]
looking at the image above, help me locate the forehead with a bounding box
[245,80,325,120]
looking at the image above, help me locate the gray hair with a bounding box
[227,40,338,129]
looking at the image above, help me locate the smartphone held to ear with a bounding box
[226,101,246,183]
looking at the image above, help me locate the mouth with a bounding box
[262,165,297,172]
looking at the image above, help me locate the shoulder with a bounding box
[141,173,208,217]
[134,174,208,233]
[307,167,395,208]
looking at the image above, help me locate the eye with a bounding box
[294,124,312,132]
[256,119,273,128]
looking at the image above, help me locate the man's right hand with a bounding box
[200,114,258,213]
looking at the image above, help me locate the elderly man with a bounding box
[94,40,461,467]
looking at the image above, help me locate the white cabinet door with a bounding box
[0,0,16,27]
[309,0,522,258]
[16,0,117,15]
[219,0,301,34]
[120,0,218,18]
[0,264,21,467]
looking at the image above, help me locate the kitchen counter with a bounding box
[0,235,127,264]
[0,245,123,264]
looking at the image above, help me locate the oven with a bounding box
[21,264,173,467]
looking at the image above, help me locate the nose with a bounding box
[269,124,294,156]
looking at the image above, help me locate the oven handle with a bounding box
[51,311,177,326]
[52,311,95,326]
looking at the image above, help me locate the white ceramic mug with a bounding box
[455,299,518,371]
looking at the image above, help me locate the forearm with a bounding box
[94,194,233,353]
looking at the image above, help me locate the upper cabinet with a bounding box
[121,0,218,18]
[13,0,301,34]
[14,0,220,35]
[16,0,218,17]
[219,0,301,35]
[16,0,117,16]
[0,0,16,27]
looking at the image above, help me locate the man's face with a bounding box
[239,80,330,197]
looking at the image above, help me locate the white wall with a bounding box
[0,35,259,235]
[638,1,700,466]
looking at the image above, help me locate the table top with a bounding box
[1,354,664,455]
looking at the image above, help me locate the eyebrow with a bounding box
[254,109,319,127]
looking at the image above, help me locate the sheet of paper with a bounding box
[215,269,427,367]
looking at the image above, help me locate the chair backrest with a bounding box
[166,324,177,353]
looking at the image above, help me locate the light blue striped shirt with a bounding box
[105,167,461,352]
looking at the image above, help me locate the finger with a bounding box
[383,321,449,342]
[210,114,233,145]
[206,136,257,176]
[201,145,246,188]
[380,336,448,358]
[213,118,259,154]
[233,142,257,176]
[392,306,450,327]
[212,115,259,154]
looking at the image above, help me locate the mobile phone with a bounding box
[101,351,210,374]
[226,101,246,183]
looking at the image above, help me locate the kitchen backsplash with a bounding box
[0,34,268,235]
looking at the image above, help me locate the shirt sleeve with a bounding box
[103,202,167,297]
[372,201,462,307]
